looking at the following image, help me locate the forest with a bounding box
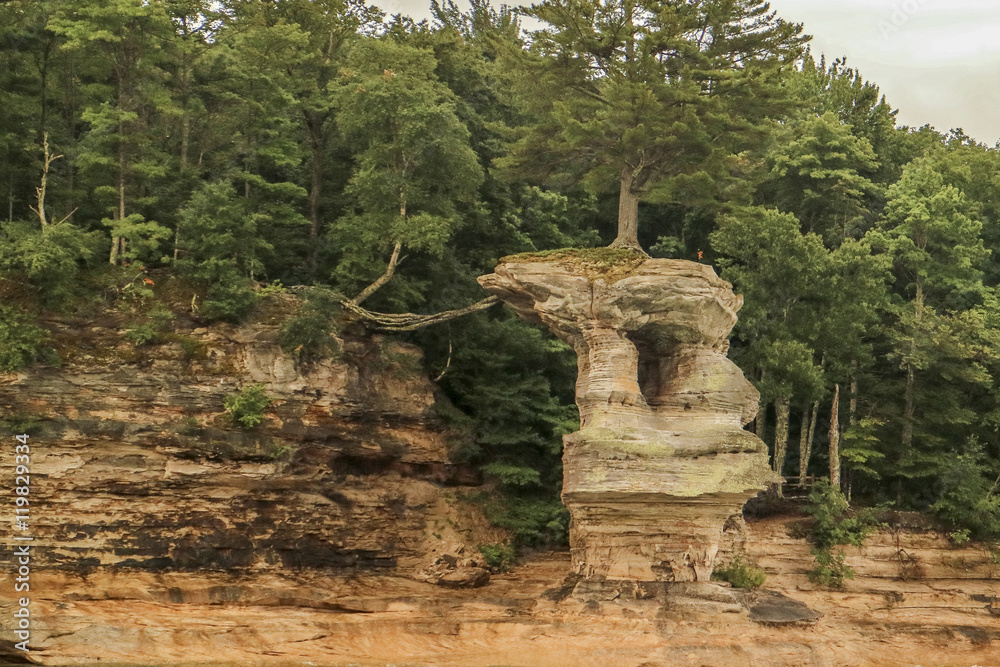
[2,0,1000,549]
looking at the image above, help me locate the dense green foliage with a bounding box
[224,383,273,429]
[0,306,50,372]
[4,0,1000,546]
[804,480,879,587]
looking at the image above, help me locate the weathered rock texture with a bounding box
[479,257,776,581]
[6,518,1000,666]
[0,292,487,577]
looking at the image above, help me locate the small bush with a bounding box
[478,542,516,572]
[202,273,259,322]
[950,528,972,546]
[224,383,272,429]
[0,305,49,372]
[123,323,159,346]
[808,548,854,588]
[712,556,767,589]
[804,480,878,589]
[806,480,878,551]
[165,334,207,360]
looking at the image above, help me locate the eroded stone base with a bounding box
[565,493,759,581]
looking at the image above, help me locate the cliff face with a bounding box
[479,256,776,581]
[0,294,480,576]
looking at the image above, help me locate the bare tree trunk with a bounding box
[350,242,402,306]
[829,384,841,488]
[806,399,819,464]
[798,410,810,486]
[610,166,641,251]
[30,133,61,228]
[773,396,790,496]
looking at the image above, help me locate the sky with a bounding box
[378,0,1000,147]
[769,0,1000,146]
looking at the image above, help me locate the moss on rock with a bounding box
[499,247,647,284]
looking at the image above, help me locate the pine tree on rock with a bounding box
[504,0,806,250]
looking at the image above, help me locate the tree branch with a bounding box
[349,242,402,306]
[340,296,501,332]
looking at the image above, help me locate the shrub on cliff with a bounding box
[712,556,767,590]
[805,480,879,588]
[0,220,101,304]
[224,383,272,429]
[0,305,50,372]
[478,542,516,572]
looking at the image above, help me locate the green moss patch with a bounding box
[499,247,647,283]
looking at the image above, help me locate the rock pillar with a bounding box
[479,257,777,582]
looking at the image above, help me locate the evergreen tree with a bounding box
[757,111,880,245]
[503,0,806,250]
[49,0,175,264]
[871,153,994,490]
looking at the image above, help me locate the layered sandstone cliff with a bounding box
[0,291,483,577]
[479,253,777,581]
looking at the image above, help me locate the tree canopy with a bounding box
[4,0,1000,542]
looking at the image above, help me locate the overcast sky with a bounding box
[378,0,1000,146]
[769,0,1000,146]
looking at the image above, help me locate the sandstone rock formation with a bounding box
[0,292,484,576]
[479,254,777,582]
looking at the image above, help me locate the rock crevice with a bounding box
[479,257,777,582]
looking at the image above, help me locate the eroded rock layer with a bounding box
[479,257,776,581]
[0,293,482,576]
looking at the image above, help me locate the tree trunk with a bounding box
[756,369,767,439]
[773,396,790,496]
[610,165,641,251]
[110,110,127,265]
[829,384,841,488]
[350,242,402,306]
[799,401,818,485]
[798,410,809,485]
[175,61,191,263]
[806,400,819,457]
